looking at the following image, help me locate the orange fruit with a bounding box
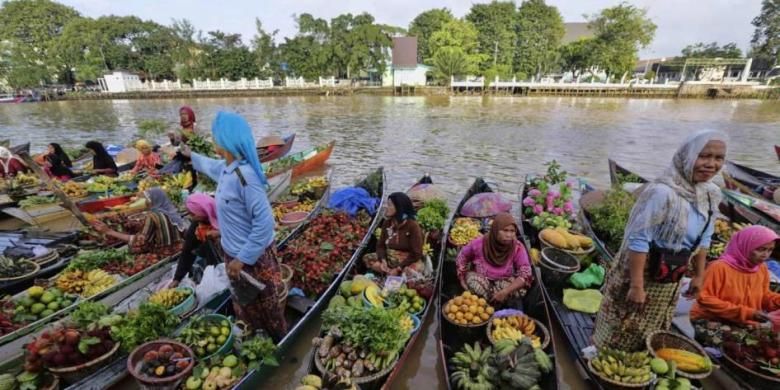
[468,305,477,314]
[477,306,485,314]
[460,304,469,312]
[480,312,490,321]
[477,297,487,305]
[456,312,464,320]
[486,307,494,315]
[464,312,474,321]
[472,316,482,324]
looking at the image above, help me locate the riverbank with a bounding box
[57,83,780,100]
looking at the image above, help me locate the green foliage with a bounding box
[465,1,517,71]
[588,188,636,252]
[137,119,168,138]
[514,0,565,78]
[69,302,109,329]
[586,3,657,78]
[427,19,487,82]
[110,302,179,352]
[681,42,742,58]
[417,199,449,232]
[239,334,278,368]
[322,305,407,355]
[409,8,455,63]
[751,0,780,65]
[559,38,597,76]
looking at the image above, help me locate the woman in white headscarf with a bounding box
[593,131,727,351]
[0,146,28,178]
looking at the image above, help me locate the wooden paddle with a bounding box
[16,151,90,226]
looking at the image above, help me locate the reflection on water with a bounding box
[2,96,778,389]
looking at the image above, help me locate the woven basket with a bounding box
[485,315,551,350]
[587,359,653,389]
[314,350,397,385]
[0,260,40,282]
[441,300,489,328]
[645,330,712,380]
[49,341,121,385]
[721,347,780,388]
[29,250,59,268]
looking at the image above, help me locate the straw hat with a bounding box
[258,135,284,148]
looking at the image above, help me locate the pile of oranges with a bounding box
[444,291,494,326]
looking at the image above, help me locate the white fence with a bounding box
[101,76,348,93]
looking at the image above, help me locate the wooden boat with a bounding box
[723,160,779,204]
[258,134,295,163]
[437,178,558,390]
[0,230,80,296]
[227,168,387,389]
[607,158,647,185]
[265,141,335,179]
[775,145,780,161]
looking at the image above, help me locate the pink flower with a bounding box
[533,205,543,215]
[563,202,574,213]
[529,189,542,197]
[553,207,564,216]
[546,197,554,211]
[523,197,536,207]
[548,190,560,198]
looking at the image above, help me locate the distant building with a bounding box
[382,37,431,87]
[98,71,142,93]
[562,22,594,44]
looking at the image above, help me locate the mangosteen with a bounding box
[166,364,176,375]
[53,353,66,367]
[59,345,74,355]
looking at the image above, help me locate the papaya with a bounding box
[554,227,580,249]
[577,235,593,249]
[540,229,568,249]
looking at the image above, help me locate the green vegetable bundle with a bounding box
[239,335,278,369]
[187,133,216,157]
[65,249,130,272]
[588,188,636,252]
[417,207,445,232]
[18,196,57,209]
[321,305,407,356]
[110,302,179,352]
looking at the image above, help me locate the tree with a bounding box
[587,3,656,78]
[428,19,488,82]
[197,31,258,80]
[751,0,780,66]
[681,42,742,58]
[465,1,518,71]
[559,38,597,76]
[252,18,280,78]
[514,0,565,78]
[408,8,455,63]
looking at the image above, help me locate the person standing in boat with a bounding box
[690,226,780,327]
[593,130,726,352]
[0,146,29,178]
[167,193,222,288]
[43,143,74,181]
[165,106,198,190]
[455,212,533,306]
[180,111,287,341]
[364,192,426,277]
[84,141,118,176]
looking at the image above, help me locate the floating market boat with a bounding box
[775,145,780,161]
[258,134,295,163]
[437,178,558,390]
[723,160,779,204]
[265,141,335,179]
[607,158,648,185]
[0,230,80,295]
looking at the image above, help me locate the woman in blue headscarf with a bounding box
[180,112,286,340]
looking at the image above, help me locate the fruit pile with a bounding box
[449,342,493,389]
[590,348,652,385]
[385,286,425,314]
[449,339,553,390]
[182,354,241,389]
[280,211,369,297]
[102,253,161,276]
[138,343,191,379]
[273,199,315,221]
[652,358,694,390]
[0,305,22,336]
[540,227,593,252]
[449,218,481,246]
[399,315,414,333]
[490,315,541,348]
[721,325,778,376]
[55,269,116,297]
[61,181,87,198]
[12,172,39,187]
[13,286,75,323]
[655,348,711,374]
[295,373,358,390]
[177,316,232,358]
[443,291,494,326]
[148,288,190,309]
[333,276,377,309]
[291,176,328,199]
[24,326,116,371]
[708,241,726,259]
[0,256,36,279]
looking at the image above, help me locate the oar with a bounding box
[16,151,90,226]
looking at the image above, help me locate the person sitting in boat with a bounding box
[167,193,222,289]
[258,135,285,160]
[90,188,187,257]
[85,141,118,176]
[0,146,29,179]
[130,140,162,177]
[690,226,780,327]
[364,192,425,277]
[44,143,74,181]
[456,212,533,305]
[593,130,725,352]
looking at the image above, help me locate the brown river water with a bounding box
[1,96,779,389]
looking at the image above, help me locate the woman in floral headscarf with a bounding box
[593,130,727,351]
[167,193,222,288]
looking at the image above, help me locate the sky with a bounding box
[57,0,763,58]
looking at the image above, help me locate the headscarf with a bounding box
[85,141,117,172]
[623,130,727,252]
[186,193,219,230]
[721,225,779,273]
[0,146,23,175]
[483,212,518,266]
[211,111,267,185]
[144,188,188,230]
[135,139,151,152]
[388,192,416,222]
[180,106,195,129]
[49,143,72,167]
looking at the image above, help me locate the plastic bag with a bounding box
[568,264,606,289]
[195,264,230,304]
[562,289,603,314]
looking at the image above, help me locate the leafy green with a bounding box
[417,207,446,232]
[66,249,130,272]
[18,196,57,209]
[70,302,110,329]
[422,199,449,218]
[588,188,636,252]
[110,303,179,352]
[187,133,215,157]
[322,305,407,355]
[239,335,278,369]
[137,119,168,138]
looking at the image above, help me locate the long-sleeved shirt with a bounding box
[456,236,533,286]
[174,223,221,281]
[376,219,423,267]
[690,260,780,324]
[191,152,274,265]
[131,152,161,176]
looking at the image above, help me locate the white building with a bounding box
[98,71,142,93]
[382,37,430,87]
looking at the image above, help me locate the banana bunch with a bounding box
[138,177,160,192]
[423,241,432,257]
[364,284,384,307]
[56,269,116,297]
[12,172,39,187]
[708,242,726,259]
[492,326,523,342]
[732,222,751,232]
[61,182,87,198]
[491,315,541,347]
[450,342,495,390]
[291,176,328,196]
[164,171,192,190]
[450,218,481,246]
[149,288,189,308]
[590,348,652,385]
[714,219,732,240]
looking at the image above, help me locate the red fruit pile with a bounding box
[0,303,22,336]
[102,253,161,276]
[140,343,190,378]
[25,326,115,372]
[722,326,780,376]
[280,211,369,297]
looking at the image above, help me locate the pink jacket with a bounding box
[456,236,533,285]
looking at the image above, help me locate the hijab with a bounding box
[623,130,726,252]
[144,188,188,230]
[211,111,267,185]
[721,225,779,273]
[186,193,219,230]
[484,212,518,266]
[49,143,72,167]
[180,106,195,129]
[0,146,23,175]
[388,192,416,222]
[135,139,152,153]
[85,141,118,172]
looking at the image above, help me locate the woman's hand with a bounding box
[492,288,511,303]
[179,144,192,157]
[627,285,647,306]
[162,279,179,290]
[753,311,770,323]
[684,275,704,299]
[91,220,109,233]
[227,259,244,280]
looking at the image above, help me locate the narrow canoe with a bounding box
[775,145,780,161]
[258,134,295,163]
[438,178,559,390]
[265,141,335,179]
[607,158,648,185]
[723,160,779,204]
[0,230,80,295]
